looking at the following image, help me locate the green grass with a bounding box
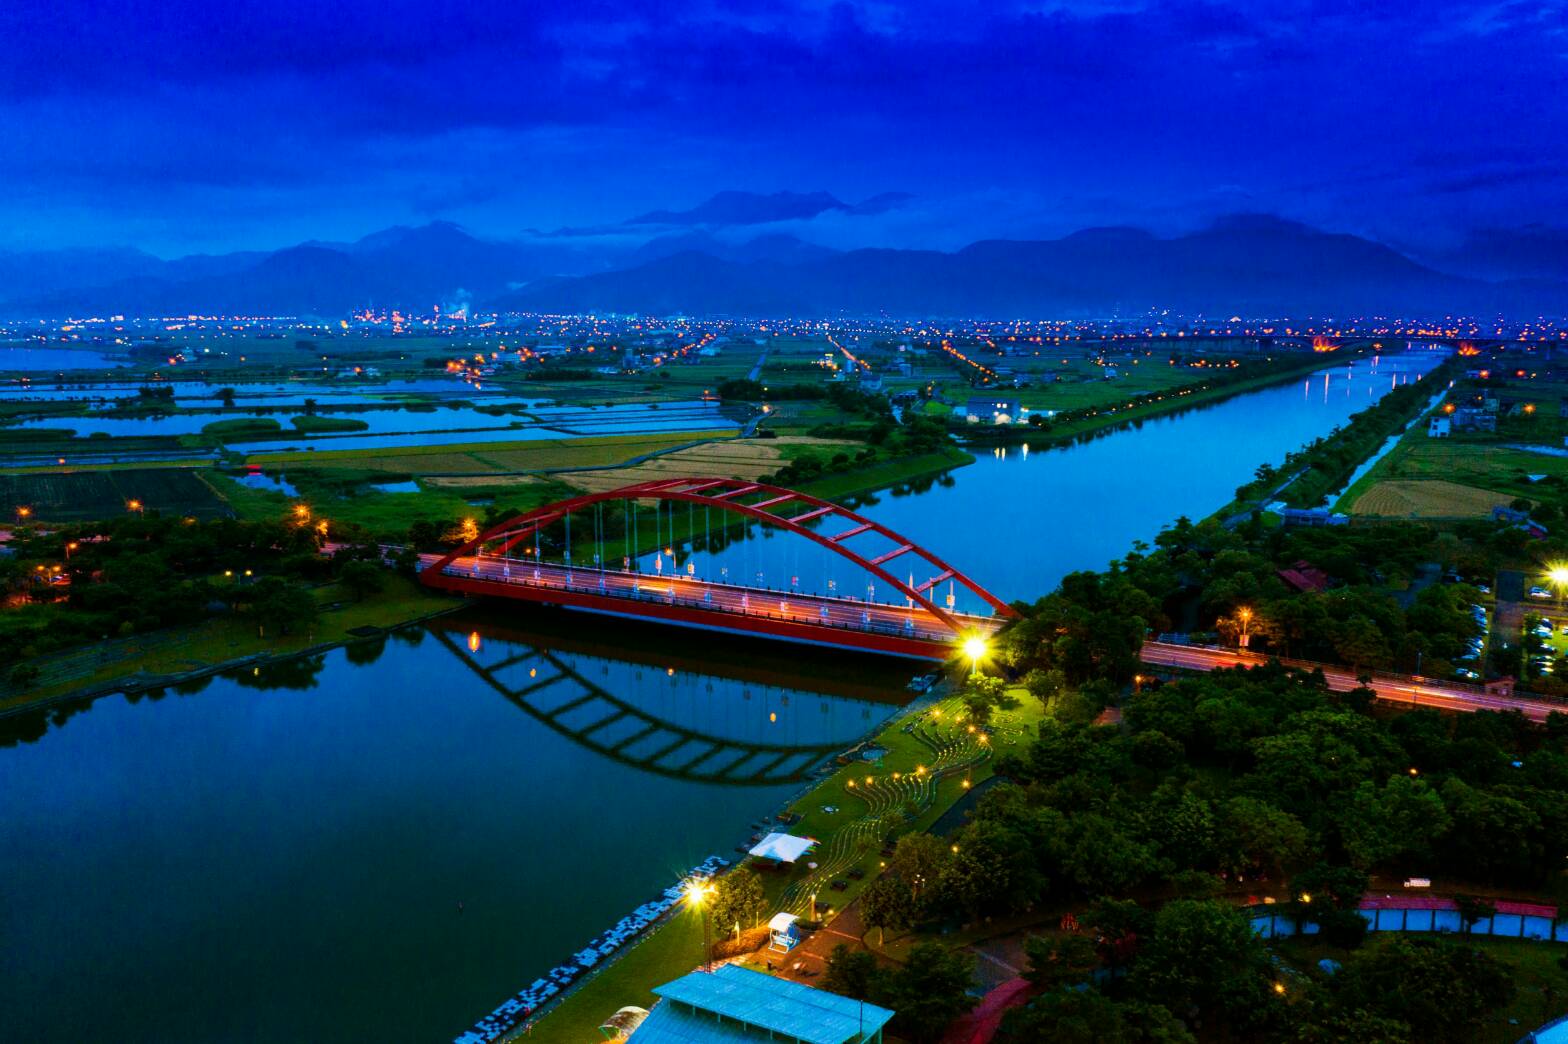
[202,417,282,436]
[796,446,974,499]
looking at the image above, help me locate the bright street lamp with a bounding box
[685,879,714,971]
[1547,564,1568,606]
[1236,606,1253,648]
[962,634,989,676]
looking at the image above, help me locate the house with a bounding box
[625,964,895,1044]
[964,396,1022,425]
[1277,560,1332,593]
[1428,416,1451,437]
[1451,407,1497,433]
[1278,506,1348,527]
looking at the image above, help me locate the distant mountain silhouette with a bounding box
[3,211,1564,318]
[626,190,849,227]
[493,215,1566,317]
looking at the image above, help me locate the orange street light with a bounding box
[126,499,143,514]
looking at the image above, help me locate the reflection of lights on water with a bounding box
[529,668,537,678]
[769,712,777,723]
[467,631,481,653]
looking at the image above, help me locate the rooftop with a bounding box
[634,964,894,1044]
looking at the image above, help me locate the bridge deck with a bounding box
[421,553,1002,659]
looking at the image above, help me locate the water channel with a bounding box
[0,348,1446,1042]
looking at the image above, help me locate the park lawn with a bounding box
[4,574,456,713]
[535,685,1042,1040]
[1272,935,1568,1042]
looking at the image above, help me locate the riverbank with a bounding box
[1205,352,1456,524]
[523,681,1040,1042]
[0,574,459,719]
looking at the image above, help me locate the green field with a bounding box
[0,468,231,521]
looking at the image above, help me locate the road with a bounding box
[1142,641,1561,721]
[422,553,1003,645]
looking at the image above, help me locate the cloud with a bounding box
[0,0,1564,254]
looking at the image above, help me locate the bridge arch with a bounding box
[420,476,1017,639]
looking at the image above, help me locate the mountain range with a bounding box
[0,194,1563,319]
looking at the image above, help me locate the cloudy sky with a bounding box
[2,0,1564,257]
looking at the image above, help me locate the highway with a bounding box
[1142,641,1562,722]
[422,552,1005,645]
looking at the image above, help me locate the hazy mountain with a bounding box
[3,209,1564,319]
[0,223,578,317]
[1425,225,1568,282]
[626,190,848,227]
[492,215,1568,317]
[629,232,839,267]
[0,247,164,301]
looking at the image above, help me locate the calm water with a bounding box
[0,346,126,371]
[0,615,906,1043]
[684,350,1445,608]
[0,349,1445,1042]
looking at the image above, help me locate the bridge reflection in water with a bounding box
[429,613,911,787]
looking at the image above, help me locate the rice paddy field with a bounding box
[0,468,231,521]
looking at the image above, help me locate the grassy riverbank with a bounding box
[972,349,1369,448]
[1,574,456,714]
[526,682,1040,1042]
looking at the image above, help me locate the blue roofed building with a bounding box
[625,964,895,1044]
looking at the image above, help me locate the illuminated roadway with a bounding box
[1142,641,1562,721]
[420,552,1005,649]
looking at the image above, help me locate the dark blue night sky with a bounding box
[3,0,1564,258]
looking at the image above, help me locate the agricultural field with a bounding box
[0,468,231,521]
[1347,479,1515,518]
[244,431,732,475]
[558,435,855,493]
[1344,439,1568,516]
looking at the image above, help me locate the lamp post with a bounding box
[686,879,713,971]
[1237,606,1253,649]
[1548,565,1568,610]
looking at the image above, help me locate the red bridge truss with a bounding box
[418,476,1017,658]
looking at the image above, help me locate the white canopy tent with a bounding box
[748,832,816,864]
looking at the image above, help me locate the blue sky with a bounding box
[2,0,1564,257]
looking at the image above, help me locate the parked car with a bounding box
[1530,586,1553,600]
[1456,668,1481,681]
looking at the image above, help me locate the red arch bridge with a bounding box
[418,476,1017,659]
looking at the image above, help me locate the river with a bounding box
[0,348,1445,1042]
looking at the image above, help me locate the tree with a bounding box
[1331,936,1513,1043]
[248,577,318,638]
[876,942,978,1044]
[217,387,237,408]
[1453,894,1496,935]
[860,875,917,943]
[1129,900,1274,1031]
[1217,796,1310,878]
[338,560,385,601]
[822,944,881,1000]
[708,867,768,934]
[1082,897,1148,979]
[1022,933,1097,991]
[1339,775,1451,871]
[961,675,1017,725]
[302,397,319,416]
[999,989,1195,1044]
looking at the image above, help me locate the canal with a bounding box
[0,348,1445,1042]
